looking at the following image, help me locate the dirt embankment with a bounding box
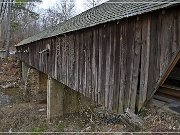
[0,57,20,85]
[0,102,179,132]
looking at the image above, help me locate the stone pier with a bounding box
[21,61,48,101]
[21,62,29,83]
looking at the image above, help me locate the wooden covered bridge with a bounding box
[15,0,180,118]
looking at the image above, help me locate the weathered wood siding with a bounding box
[16,7,180,113]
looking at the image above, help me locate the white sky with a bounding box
[38,0,86,13]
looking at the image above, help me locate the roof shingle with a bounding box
[16,0,180,46]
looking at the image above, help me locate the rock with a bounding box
[85,126,91,131]
[0,92,11,106]
[81,126,91,132]
[38,108,45,112]
[0,82,17,89]
[8,128,12,133]
[94,106,121,124]
[120,108,143,130]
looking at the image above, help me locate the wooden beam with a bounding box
[144,49,180,109]
[159,51,180,86]
[158,86,180,98]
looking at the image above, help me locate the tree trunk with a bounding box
[0,24,2,48]
[5,0,11,59]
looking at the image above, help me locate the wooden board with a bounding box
[138,16,151,111]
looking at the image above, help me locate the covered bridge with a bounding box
[15,0,180,116]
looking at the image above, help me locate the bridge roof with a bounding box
[16,0,180,46]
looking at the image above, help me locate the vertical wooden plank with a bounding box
[67,34,71,87]
[104,24,111,109]
[91,28,96,102]
[159,13,166,79]
[88,30,93,99]
[66,35,70,86]
[98,26,102,105]
[147,14,158,98]
[67,34,75,88]
[113,21,121,113]
[172,9,179,54]
[71,34,76,90]
[75,32,80,92]
[58,36,63,82]
[138,17,151,110]
[54,38,58,80]
[84,30,88,97]
[101,24,108,106]
[65,35,69,84]
[65,35,68,84]
[79,31,84,94]
[92,28,99,103]
[177,7,180,50]
[38,41,41,71]
[129,17,142,112]
[118,21,127,113]
[82,31,86,96]
[51,38,56,78]
[152,14,158,86]
[61,35,65,83]
[57,37,61,81]
[109,23,116,111]
[123,19,135,111]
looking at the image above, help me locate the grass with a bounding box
[30,123,47,134]
[57,122,65,132]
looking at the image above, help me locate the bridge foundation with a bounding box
[21,62,94,120]
[21,61,48,101]
[47,76,94,120]
[47,77,64,120]
[21,61,29,82]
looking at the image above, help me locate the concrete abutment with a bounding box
[21,61,94,120]
[47,76,94,120]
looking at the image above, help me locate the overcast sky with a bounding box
[38,0,87,13]
[38,0,108,14]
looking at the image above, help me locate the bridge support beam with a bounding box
[21,62,94,120]
[47,76,94,120]
[21,61,29,82]
[47,77,64,120]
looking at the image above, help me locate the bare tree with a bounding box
[40,0,75,30]
[57,0,75,21]
[1,0,40,49]
[0,0,8,23]
[0,0,7,48]
[1,0,75,53]
[5,0,12,58]
[11,1,41,42]
[40,8,64,29]
[84,0,102,9]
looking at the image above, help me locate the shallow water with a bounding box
[0,87,20,107]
